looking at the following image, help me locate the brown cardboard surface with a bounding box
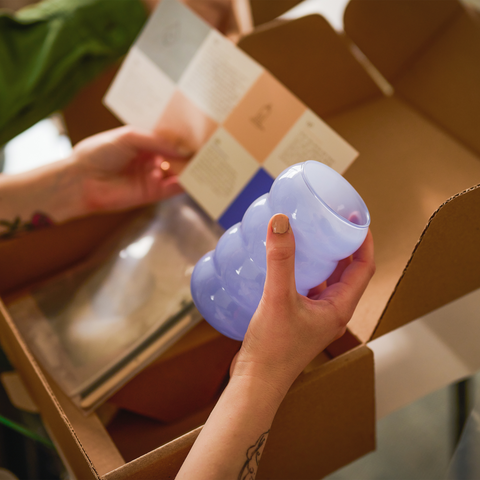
[373,184,480,339]
[238,15,382,119]
[154,319,225,362]
[258,345,375,480]
[0,300,100,480]
[109,322,240,422]
[241,7,480,342]
[327,95,480,341]
[0,287,374,480]
[339,0,480,339]
[104,428,200,480]
[345,0,480,156]
[343,0,461,84]
[44,370,125,477]
[395,9,480,156]
[102,344,374,480]
[107,403,215,462]
[2,1,480,478]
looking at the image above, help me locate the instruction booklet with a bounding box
[104,0,358,230]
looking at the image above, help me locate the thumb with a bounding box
[263,214,297,301]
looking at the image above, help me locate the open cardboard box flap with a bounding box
[1,1,480,479]
[0,289,374,480]
[238,0,480,343]
[344,0,480,339]
[344,0,480,155]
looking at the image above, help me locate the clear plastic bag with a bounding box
[7,194,223,413]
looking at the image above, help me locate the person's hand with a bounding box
[231,214,375,399]
[177,216,373,480]
[70,126,190,216]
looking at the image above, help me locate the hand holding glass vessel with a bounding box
[191,161,370,340]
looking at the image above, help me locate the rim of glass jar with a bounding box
[301,160,371,229]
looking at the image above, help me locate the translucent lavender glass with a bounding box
[191,161,370,340]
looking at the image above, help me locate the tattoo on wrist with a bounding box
[238,430,270,480]
[0,212,54,239]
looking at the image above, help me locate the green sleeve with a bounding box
[0,0,148,147]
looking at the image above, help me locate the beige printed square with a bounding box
[263,109,358,178]
[223,72,306,162]
[179,127,259,220]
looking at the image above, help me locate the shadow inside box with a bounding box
[107,404,219,462]
[106,321,241,423]
[106,401,218,462]
[102,320,241,461]
[105,328,362,464]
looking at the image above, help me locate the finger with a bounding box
[141,168,184,204]
[326,256,352,286]
[118,126,194,159]
[156,175,184,200]
[263,214,297,302]
[324,230,375,306]
[307,280,327,300]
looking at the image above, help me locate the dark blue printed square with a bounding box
[218,168,274,230]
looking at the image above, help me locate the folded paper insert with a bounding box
[7,196,223,413]
[104,0,359,230]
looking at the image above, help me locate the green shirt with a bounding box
[0,0,148,147]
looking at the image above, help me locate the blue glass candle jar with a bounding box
[191,161,370,340]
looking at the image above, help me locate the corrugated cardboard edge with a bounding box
[104,426,201,480]
[103,344,375,480]
[372,184,480,340]
[0,299,100,480]
[258,344,375,479]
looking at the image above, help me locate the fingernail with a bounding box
[272,214,289,234]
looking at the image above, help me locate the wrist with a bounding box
[7,157,85,224]
[40,158,86,223]
[230,357,294,409]
[226,372,286,421]
[0,159,75,224]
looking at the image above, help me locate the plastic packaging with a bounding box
[8,194,223,412]
[191,161,370,340]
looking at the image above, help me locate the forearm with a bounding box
[0,159,83,236]
[176,374,286,480]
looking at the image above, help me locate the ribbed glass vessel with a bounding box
[191,161,370,340]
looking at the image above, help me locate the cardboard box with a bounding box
[1,0,480,478]
[108,321,241,423]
